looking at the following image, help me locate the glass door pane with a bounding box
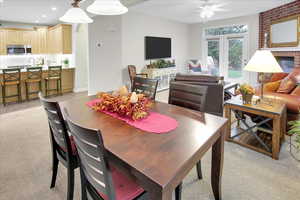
[207,39,220,76]
[226,37,247,82]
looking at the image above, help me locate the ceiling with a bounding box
[0,0,296,25]
[130,0,296,23]
[0,0,147,25]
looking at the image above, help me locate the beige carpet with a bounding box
[1,91,300,200]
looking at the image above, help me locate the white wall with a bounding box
[88,15,123,95]
[88,12,190,94]
[121,12,190,85]
[74,24,89,92]
[188,14,259,85]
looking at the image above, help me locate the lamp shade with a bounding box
[244,50,283,73]
[60,7,93,24]
[87,0,128,15]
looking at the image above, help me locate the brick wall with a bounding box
[259,0,300,68]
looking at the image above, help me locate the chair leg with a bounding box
[60,79,62,95]
[2,85,5,106]
[50,156,59,188]
[67,167,75,200]
[45,81,48,97]
[17,84,21,103]
[39,81,42,92]
[80,167,87,200]
[175,182,182,200]
[196,161,203,180]
[25,82,29,101]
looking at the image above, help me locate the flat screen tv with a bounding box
[145,36,171,60]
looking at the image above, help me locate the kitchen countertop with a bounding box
[0,66,75,73]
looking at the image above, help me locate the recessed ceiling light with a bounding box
[42,14,47,18]
[35,20,39,23]
[51,7,57,11]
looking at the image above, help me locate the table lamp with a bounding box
[244,50,283,100]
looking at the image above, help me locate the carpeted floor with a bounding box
[0,91,300,200]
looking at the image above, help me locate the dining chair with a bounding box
[169,81,208,200]
[1,68,22,105]
[128,65,148,86]
[39,92,78,200]
[64,108,147,200]
[132,77,158,100]
[25,67,43,101]
[45,66,62,97]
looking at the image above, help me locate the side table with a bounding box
[224,96,287,160]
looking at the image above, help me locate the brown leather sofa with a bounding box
[257,70,300,121]
[173,74,224,116]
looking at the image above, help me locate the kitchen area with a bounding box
[0,24,75,104]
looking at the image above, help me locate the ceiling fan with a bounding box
[141,0,228,20]
[197,0,228,19]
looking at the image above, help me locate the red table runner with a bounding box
[86,99,178,134]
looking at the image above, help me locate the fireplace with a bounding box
[271,51,300,71]
[275,56,294,73]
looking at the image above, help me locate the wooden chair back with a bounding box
[128,65,137,84]
[39,93,73,161]
[27,67,43,80]
[132,77,158,100]
[169,81,208,112]
[64,109,116,200]
[2,68,21,84]
[48,66,62,79]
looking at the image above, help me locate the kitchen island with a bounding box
[0,67,75,103]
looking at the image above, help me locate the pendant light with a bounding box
[60,0,93,24]
[87,0,128,15]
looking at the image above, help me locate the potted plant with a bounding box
[237,84,255,104]
[63,59,69,68]
[288,118,300,161]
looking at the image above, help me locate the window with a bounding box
[205,25,248,37]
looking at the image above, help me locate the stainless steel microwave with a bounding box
[7,45,32,55]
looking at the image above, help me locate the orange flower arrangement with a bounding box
[237,84,255,95]
[93,87,153,121]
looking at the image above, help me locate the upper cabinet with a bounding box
[48,24,72,54]
[36,27,48,54]
[0,24,72,55]
[0,30,7,55]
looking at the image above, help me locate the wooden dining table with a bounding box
[61,96,228,200]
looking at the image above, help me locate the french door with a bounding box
[204,34,249,83]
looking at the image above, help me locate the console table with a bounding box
[143,67,177,91]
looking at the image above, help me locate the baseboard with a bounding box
[74,87,88,93]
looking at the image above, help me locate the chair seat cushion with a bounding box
[1,81,20,86]
[26,79,41,83]
[60,136,77,155]
[97,166,144,200]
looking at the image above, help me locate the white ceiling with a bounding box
[130,0,296,24]
[0,0,296,25]
[0,0,146,25]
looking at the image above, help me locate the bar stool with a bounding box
[25,67,42,101]
[45,66,62,97]
[1,68,22,106]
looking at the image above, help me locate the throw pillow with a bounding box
[277,76,296,93]
[291,86,300,96]
[263,80,281,92]
[289,67,300,83]
[270,73,288,82]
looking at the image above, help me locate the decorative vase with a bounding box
[241,93,253,104]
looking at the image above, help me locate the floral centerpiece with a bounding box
[237,84,255,104]
[93,86,153,121]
